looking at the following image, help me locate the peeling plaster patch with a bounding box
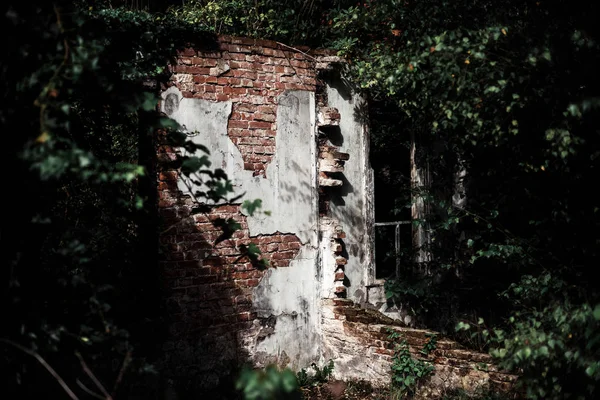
[161,87,317,246]
[254,311,318,370]
[160,86,242,195]
[244,90,318,246]
[251,246,320,369]
[319,219,341,299]
[253,246,318,316]
[161,86,320,372]
[257,315,277,343]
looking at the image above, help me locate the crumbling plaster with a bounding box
[156,36,514,397]
[324,77,373,305]
[161,87,321,370]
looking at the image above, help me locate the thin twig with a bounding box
[451,204,549,270]
[76,379,105,400]
[0,338,79,400]
[275,41,319,62]
[75,352,113,400]
[111,351,132,396]
[277,44,316,91]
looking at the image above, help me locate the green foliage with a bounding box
[167,0,343,45]
[236,365,300,400]
[239,242,270,270]
[384,274,437,315]
[442,386,510,400]
[296,359,335,387]
[241,198,272,219]
[326,2,600,398]
[420,333,438,357]
[388,329,436,397]
[5,1,600,399]
[242,199,264,216]
[492,302,600,400]
[456,278,600,399]
[2,1,242,397]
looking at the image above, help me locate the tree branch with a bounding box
[0,338,79,400]
[275,41,319,62]
[75,352,113,400]
[111,351,132,396]
[76,379,105,400]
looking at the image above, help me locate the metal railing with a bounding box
[374,220,411,278]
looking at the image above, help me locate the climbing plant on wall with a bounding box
[4,1,600,399]
[325,1,600,398]
[1,2,257,397]
[170,1,600,397]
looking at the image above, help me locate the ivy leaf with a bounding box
[593,304,600,321]
[213,218,242,245]
[141,92,158,111]
[181,155,211,175]
[242,199,263,216]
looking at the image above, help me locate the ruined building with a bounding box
[156,36,515,397]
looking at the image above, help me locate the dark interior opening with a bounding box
[369,98,412,279]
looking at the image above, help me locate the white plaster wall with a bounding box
[319,217,345,299]
[325,79,373,304]
[252,245,320,369]
[251,91,321,369]
[161,86,242,190]
[160,87,321,369]
[245,91,318,246]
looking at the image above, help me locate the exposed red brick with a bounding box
[158,42,335,389]
[159,171,178,182]
[186,66,210,74]
[158,197,302,334]
[168,38,317,176]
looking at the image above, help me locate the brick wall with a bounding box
[156,35,515,398]
[169,36,318,177]
[156,36,334,394]
[322,299,517,397]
